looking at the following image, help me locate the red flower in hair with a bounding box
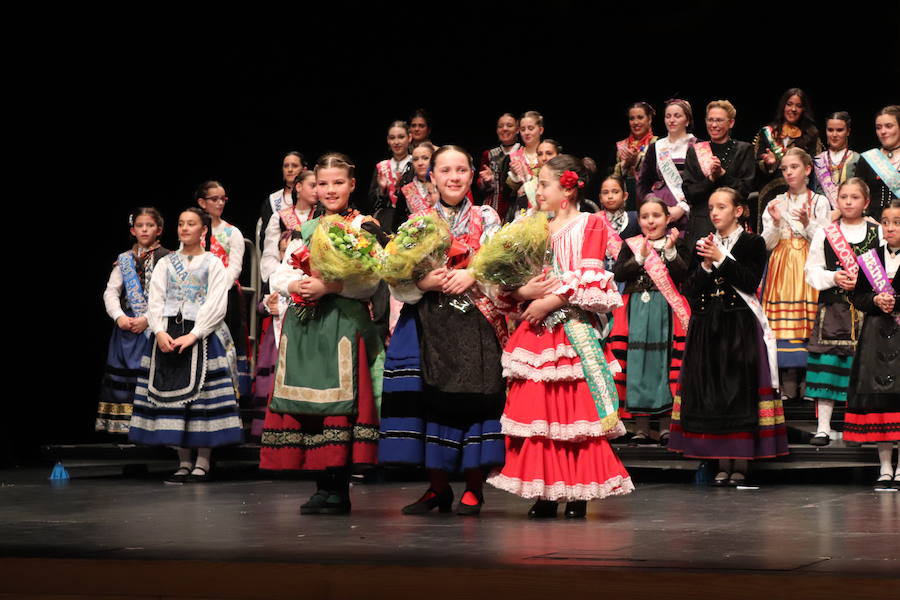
[559,170,584,189]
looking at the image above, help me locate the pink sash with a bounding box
[623,236,691,331]
[693,141,715,178]
[400,180,431,214]
[823,222,859,276]
[856,248,900,325]
[377,160,400,207]
[601,213,624,260]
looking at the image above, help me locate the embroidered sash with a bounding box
[657,146,687,204]
[509,148,534,181]
[209,233,229,267]
[270,189,287,214]
[118,251,148,317]
[693,141,715,178]
[400,180,431,214]
[823,222,860,276]
[377,159,400,207]
[861,149,900,199]
[624,236,691,331]
[856,248,900,325]
[715,240,779,389]
[601,213,624,260]
[279,206,302,232]
[762,125,787,161]
[813,151,841,208]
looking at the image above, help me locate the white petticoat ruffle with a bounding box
[486,472,635,501]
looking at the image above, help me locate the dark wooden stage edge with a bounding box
[0,558,894,600]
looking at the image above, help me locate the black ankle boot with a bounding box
[527,499,558,519]
[564,500,587,518]
[402,486,454,515]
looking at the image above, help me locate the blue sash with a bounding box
[861,149,900,199]
[118,251,148,316]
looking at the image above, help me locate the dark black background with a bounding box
[9,2,897,464]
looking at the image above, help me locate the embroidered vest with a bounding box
[821,222,881,304]
[162,254,212,321]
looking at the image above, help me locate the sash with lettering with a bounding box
[269,189,287,214]
[813,151,841,208]
[860,149,900,200]
[278,206,304,232]
[147,252,209,406]
[624,235,691,331]
[762,125,787,161]
[714,234,779,389]
[118,250,149,318]
[601,212,624,260]
[823,222,860,276]
[376,159,401,207]
[400,180,431,214]
[693,141,716,178]
[656,144,688,205]
[856,248,900,325]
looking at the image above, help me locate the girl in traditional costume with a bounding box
[845,198,900,488]
[855,105,900,223]
[761,148,831,402]
[804,178,881,446]
[98,208,170,434]
[812,112,859,213]
[610,197,690,446]
[261,169,320,283]
[752,88,823,231]
[368,120,414,232]
[394,142,437,228]
[259,151,305,279]
[668,188,789,485]
[478,113,520,219]
[486,155,633,519]
[599,175,640,278]
[506,111,544,212]
[637,99,695,233]
[196,181,251,398]
[409,107,434,149]
[261,153,384,515]
[129,208,243,483]
[614,102,657,209]
[379,145,508,517]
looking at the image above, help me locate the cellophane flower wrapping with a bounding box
[470,211,550,287]
[380,213,452,286]
[309,215,383,287]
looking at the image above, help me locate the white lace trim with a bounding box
[500,416,607,441]
[570,287,623,313]
[502,361,585,382]
[502,344,579,367]
[486,473,635,501]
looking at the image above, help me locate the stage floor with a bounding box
[1,467,898,598]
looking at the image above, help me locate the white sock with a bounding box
[194,448,212,473]
[876,443,893,477]
[176,448,193,471]
[816,399,834,435]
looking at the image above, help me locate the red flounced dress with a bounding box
[487,212,635,501]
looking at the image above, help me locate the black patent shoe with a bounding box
[527,500,558,519]
[300,489,330,514]
[319,491,352,515]
[456,489,484,516]
[164,467,190,485]
[809,432,830,447]
[564,501,587,519]
[402,486,454,515]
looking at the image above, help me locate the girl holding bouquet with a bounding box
[261,153,385,515]
[487,155,634,519]
[379,145,509,516]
